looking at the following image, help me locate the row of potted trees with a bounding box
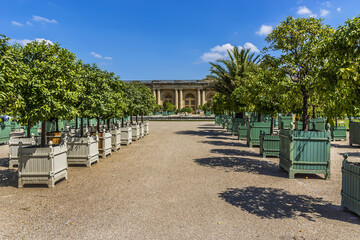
[210,15,360,216]
[0,35,157,187]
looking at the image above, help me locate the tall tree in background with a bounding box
[264,16,334,130]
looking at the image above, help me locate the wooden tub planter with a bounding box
[120,126,132,145]
[341,154,360,216]
[349,121,360,147]
[308,118,326,131]
[132,124,140,141]
[139,123,145,139]
[331,124,347,141]
[226,118,233,132]
[144,121,149,135]
[295,121,303,130]
[246,122,271,147]
[46,132,63,145]
[110,128,121,152]
[18,141,68,188]
[0,121,11,144]
[238,122,248,140]
[259,132,280,158]
[95,131,112,158]
[9,135,40,168]
[232,118,245,136]
[279,128,331,179]
[67,135,99,167]
[279,116,293,129]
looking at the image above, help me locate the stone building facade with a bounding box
[143,80,216,111]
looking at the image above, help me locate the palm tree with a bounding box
[207,47,260,95]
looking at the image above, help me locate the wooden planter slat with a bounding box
[279,116,293,129]
[97,132,112,158]
[0,121,11,144]
[139,123,145,138]
[279,129,331,179]
[341,155,360,216]
[144,121,149,135]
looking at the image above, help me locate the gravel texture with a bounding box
[0,121,359,239]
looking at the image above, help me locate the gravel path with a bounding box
[0,121,359,239]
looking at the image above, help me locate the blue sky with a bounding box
[1,0,359,80]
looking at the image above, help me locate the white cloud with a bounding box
[91,52,102,58]
[244,42,260,53]
[12,21,23,26]
[200,52,225,62]
[297,6,317,17]
[320,9,330,17]
[91,52,112,60]
[32,15,58,24]
[256,25,273,36]
[9,38,53,46]
[200,42,259,62]
[337,7,341,12]
[26,21,33,26]
[210,43,233,53]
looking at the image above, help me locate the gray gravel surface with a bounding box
[0,121,359,239]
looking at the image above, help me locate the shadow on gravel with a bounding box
[176,130,230,138]
[211,148,258,157]
[219,187,359,224]
[338,152,360,157]
[331,143,355,149]
[194,156,286,178]
[0,168,18,187]
[199,140,244,147]
[0,157,9,167]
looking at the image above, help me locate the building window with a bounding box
[185,93,196,112]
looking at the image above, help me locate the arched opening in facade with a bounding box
[185,93,196,112]
[164,94,173,104]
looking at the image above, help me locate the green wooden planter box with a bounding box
[295,121,303,130]
[205,111,212,116]
[232,118,245,136]
[238,125,247,140]
[279,128,331,179]
[246,122,271,147]
[279,116,293,129]
[162,111,168,116]
[331,124,347,141]
[260,132,280,158]
[349,121,360,146]
[226,118,233,132]
[0,121,11,144]
[341,154,360,216]
[308,118,326,131]
[222,116,228,129]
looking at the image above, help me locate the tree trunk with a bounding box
[302,88,309,131]
[97,117,100,132]
[235,112,244,118]
[335,117,338,126]
[107,119,111,130]
[27,119,31,137]
[87,118,90,128]
[41,120,46,147]
[136,115,138,124]
[270,116,274,135]
[312,105,316,119]
[55,119,59,132]
[121,118,124,127]
[75,116,78,129]
[80,117,84,137]
[258,113,261,122]
[141,116,143,122]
